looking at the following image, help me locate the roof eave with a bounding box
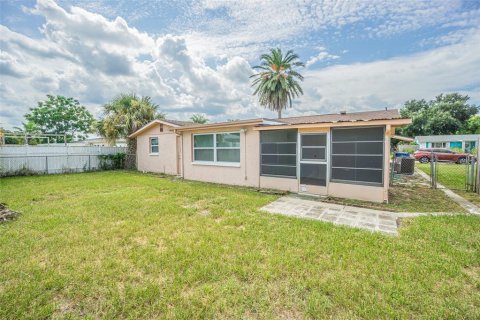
[174,119,265,132]
[253,118,412,131]
[128,119,182,138]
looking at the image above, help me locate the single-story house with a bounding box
[129,109,411,203]
[415,134,480,153]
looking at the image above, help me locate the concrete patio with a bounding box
[261,196,401,236]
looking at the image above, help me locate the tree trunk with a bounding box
[125,137,137,170]
[277,109,282,119]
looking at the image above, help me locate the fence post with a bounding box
[430,151,435,188]
[476,139,480,194]
[45,156,48,174]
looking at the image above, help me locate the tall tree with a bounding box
[251,48,305,118]
[97,94,164,169]
[463,115,480,134]
[25,95,94,142]
[399,93,479,137]
[190,114,208,124]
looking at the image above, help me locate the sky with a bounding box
[0,0,479,130]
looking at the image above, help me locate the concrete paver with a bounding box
[261,195,469,236]
[261,196,400,236]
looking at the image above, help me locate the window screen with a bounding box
[331,127,384,185]
[260,129,297,178]
[301,134,326,161]
[300,163,326,186]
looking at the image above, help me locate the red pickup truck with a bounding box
[414,148,472,164]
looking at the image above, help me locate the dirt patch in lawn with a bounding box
[0,203,19,223]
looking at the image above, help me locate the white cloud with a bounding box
[306,48,339,67]
[296,31,480,114]
[0,1,269,129]
[1,0,479,130]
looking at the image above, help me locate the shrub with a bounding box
[0,165,38,178]
[99,153,126,170]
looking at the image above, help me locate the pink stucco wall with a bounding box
[135,123,393,203]
[181,126,260,187]
[136,124,178,175]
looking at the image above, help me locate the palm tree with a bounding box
[190,114,208,124]
[97,94,164,169]
[13,121,41,145]
[251,48,305,118]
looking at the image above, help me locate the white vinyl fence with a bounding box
[0,145,127,176]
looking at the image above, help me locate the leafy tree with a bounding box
[97,94,164,169]
[25,95,94,142]
[462,115,480,134]
[251,48,305,118]
[190,114,208,124]
[399,93,479,137]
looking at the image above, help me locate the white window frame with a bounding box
[149,137,159,155]
[192,132,240,166]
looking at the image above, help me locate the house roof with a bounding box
[173,118,266,131]
[415,134,480,143]
[131,109,409,136]
[128,119,195,138]
[272,109,402,125]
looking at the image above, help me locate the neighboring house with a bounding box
[68,137,127,147]
[129,110,411,203]
[415,134,480,153]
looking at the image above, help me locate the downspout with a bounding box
[174,130,184,178]
[241,128,247,181]
[181,132,184,178]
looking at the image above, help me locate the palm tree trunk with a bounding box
[125,137,137,170]
[277,109,282,119]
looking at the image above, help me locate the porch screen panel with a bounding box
[260,129,297,178]
[331,127,384,185]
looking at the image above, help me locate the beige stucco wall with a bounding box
[181,126,260,187]
[181,126,306,192]
[328,182,386,202]
[136,124,178,175]
[259,176,299,192]
[135,122,394,203]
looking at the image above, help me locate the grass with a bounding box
[457,190,480,206]
[417,162,480,206]
[319,173,466,213]
[417,162,474,190]
[1,171,479,319]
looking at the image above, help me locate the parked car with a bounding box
[413,148,474,164]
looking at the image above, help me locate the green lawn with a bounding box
[417,163,480,206]
[417,162,472,190]
[1,171,479,319]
